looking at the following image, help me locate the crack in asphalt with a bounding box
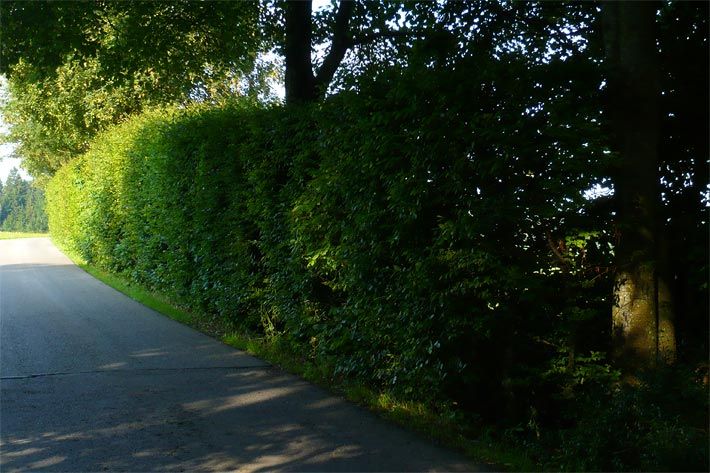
[0,364,272,380]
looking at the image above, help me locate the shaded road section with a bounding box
[0,238,483,472]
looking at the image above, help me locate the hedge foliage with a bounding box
[47,63,612,410]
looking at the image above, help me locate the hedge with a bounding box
[47,65,610,414]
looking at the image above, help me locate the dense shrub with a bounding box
[47,63,610,395]
[49,61,610,404]
[553,369,708,472]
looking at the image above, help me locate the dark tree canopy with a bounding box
[0,0,261,175]
[1,1,260,84]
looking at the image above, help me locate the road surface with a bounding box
[0,237,485,472]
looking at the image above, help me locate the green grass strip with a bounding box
[0,231,49,240]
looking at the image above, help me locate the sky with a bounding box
[0,120,30,182]
[0,144,29,182]
[0,75,30,182]
[0,121,30,182]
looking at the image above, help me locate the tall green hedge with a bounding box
[47,64,611,414]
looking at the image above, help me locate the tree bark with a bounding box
[284,0,316,104]
[603,1,676,375]
[283,1,425,105]
[284,0,358,105]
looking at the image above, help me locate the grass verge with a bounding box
[55,238,537,472]
[0,231,49,239]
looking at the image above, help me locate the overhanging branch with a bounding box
[313,0,355,93]
[313,1,429,97]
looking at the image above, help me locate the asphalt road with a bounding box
[0,237,485,472]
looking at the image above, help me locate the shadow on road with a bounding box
[1,365,476,472]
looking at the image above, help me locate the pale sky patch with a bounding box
[0,76,31,182]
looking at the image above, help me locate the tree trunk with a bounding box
[284,0,316,104]
[603,1,676,375]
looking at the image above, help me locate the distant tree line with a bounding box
[0,167,48,232]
